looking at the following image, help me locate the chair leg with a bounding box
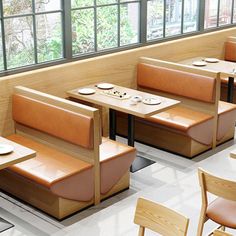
[138,226,145,236]
[220,225,225,231]
[197,212,207,236]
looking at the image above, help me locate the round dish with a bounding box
[78,88,95,95]
[142,98,161,105]
[204,58,219,63]
[97,83,114,90]
[131,95,142,102]
[0,144,14,155]
[192,61,207,66]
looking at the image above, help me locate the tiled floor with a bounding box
[0,136,236,236]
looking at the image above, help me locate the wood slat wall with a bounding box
[0,27,236,136]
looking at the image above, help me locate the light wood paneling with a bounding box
[0,28,236,136]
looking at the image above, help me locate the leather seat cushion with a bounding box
[206,197,236,228]
[221,77,236,86]
[217,101,236,141]
[145,106,214,145]
[225,41,236,62]
[6,134,135,201]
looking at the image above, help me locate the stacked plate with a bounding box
[78,88,95,95]
[0,144,14,155]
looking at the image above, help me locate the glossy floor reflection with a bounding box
[0,136,236,236]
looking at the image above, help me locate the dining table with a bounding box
[0,136,36,233]
[67,83,180,172]
[179,57,236,103]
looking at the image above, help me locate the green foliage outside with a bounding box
[0,0,137,69]
[71,0,137,55]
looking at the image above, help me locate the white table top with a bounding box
[67,84,180,118]
[179,57,236,78]
[0,136,36,170]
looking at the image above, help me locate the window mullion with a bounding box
[181,0,185,34]
[94,0,97,52]
[118,2,120,47]
[63,0,72,59]
[140,0,147,43]
[0,1,7,70]
[32,0,38,64]
[198,0,205,31]
[217,0,220,27]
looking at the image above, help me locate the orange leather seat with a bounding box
[221,77,236,86]
[142,101,236,145]
[145,106,214,145]
[206,198,236,229]
[217,101,236,141]
[225,41,236,62]
[6,134,135,201]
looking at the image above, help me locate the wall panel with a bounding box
[0,27,235,136]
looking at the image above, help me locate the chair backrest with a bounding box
[213,229,233,236]
[134,198,189,236]
[198,168,236,202]
[225,36,236,62]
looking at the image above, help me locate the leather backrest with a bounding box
[225,41,236,62]
[137,63,216,103]
[12,94,94,149]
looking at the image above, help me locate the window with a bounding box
[71,0,140,56]
[1,0,63,70]
[205,0,234,28]
[0,0,235,75]
[147,0,199,41]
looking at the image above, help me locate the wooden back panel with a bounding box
[13,86,101,204]
[198,168,236,202]
[134,198,189,236]
[214,230,233,236]
[138,57,221,148]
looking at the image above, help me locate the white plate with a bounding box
[97,83,114,90]
[78,88,95,95]
[0,144,14,155]
[142,98,161,105]
[204,58,219,63]
[192,61,207,66]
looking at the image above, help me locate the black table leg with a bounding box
[227,77,234,103]
[0,217,14,233]
[109,109,116,141]
[128,114,135,147]
[128,114,155,173]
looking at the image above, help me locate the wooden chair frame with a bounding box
[134,198,189,236]
[197,168,236,236]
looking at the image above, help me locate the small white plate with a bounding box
[142,98,161,105]
[78,88,95,95]
[97,83,114,90]
[192,61,207,66]
[0,144,14,155]
[204,58,219,63]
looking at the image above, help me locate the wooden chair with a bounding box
[134,198,189,236]
[197,168,236,236]
[213,229,233,236]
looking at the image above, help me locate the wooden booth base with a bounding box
[0,170,130,220]
[117,115,235,158]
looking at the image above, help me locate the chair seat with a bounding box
[206,197,236,229]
